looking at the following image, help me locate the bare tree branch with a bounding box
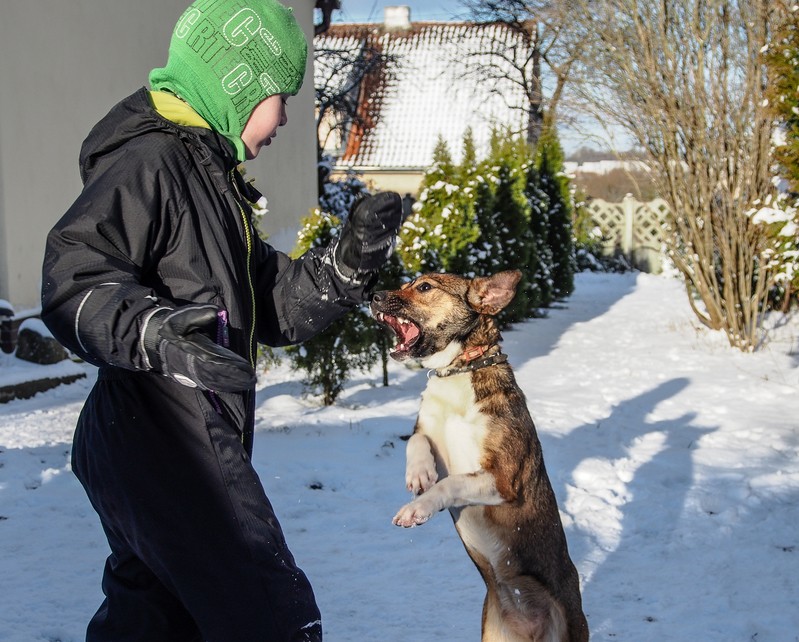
[573,0,793,349]
[314,35,399,161]
[454,0,589,147]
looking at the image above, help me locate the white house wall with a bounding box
[0,0,316,312]
[330,169,423,198]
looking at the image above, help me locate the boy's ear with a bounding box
[467,270,522,315]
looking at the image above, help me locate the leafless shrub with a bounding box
[573,0,794,350]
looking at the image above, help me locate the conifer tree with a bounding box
[318,165,369,218]
[470,130,536,325]
[535,128,575,300]
[285,208,379,405]
[766,11,799,195]
[398,136,452,274]
[460,127,479,182]
[764,11,799,309]
[524,161,554,311]
[447,129,483,275]
[466,157,500,277]
[398,135,479,275]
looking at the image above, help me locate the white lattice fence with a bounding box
[585,196,671,273]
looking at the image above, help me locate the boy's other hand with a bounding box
[143,304,256,392]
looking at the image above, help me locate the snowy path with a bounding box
[0,272,797,641]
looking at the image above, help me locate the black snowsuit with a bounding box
[41,88,368,642]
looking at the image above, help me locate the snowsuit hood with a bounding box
[79,89,237,185]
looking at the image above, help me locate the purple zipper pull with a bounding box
[208,309,231,415]
[217,309,229,347]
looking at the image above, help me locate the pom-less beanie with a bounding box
[149,0,307,161]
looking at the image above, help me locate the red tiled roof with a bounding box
[315,21,532,170]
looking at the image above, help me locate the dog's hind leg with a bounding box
[495,579,569,642]
[482,585,542,642]
[481,586,507,642]
[483,586,513,642]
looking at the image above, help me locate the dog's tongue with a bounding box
[394,319,419,352]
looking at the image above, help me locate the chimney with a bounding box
[384,5,411,29]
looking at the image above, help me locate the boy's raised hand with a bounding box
[334,191,404,281]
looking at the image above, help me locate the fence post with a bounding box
[622,194,635,257]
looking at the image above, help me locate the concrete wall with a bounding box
[253,0,319,253]
[0,0,317,311]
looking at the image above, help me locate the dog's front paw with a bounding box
[406,461,438,495]
[393,498,435,528]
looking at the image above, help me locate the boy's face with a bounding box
[241,94,289,160]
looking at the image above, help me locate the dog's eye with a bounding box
[416,282,433,293]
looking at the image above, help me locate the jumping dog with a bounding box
[371,270,588,642]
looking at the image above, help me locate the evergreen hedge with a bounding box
[398,127,575,325]
[288,130,578,401]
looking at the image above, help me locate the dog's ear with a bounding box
[467,270,522,315]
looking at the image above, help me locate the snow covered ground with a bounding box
[1,271,798,641]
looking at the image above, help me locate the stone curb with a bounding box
[0,373,87,404]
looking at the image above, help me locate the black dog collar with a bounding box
[429,352,509,378]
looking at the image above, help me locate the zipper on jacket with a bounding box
[229,170,257,368]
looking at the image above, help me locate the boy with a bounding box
[40,1,402,640]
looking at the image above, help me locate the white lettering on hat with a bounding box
[223,8,261,47]
[175,7,201,39]
[260,28,283,57]
[222,63,254,94]
[259,72,280,95]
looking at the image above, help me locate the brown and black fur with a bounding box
[371,270,588,642]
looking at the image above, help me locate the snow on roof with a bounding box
[315,21,531,170]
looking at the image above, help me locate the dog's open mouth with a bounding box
[374,312,421,357]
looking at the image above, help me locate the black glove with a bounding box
[334,191,404,282]
[142,304,256,392]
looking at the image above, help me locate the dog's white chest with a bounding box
[417,374,488,474]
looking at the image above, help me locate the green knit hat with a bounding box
[149,0,307,161]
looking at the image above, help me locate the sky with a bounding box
[1,271,798,640]
[331,0,466,23]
